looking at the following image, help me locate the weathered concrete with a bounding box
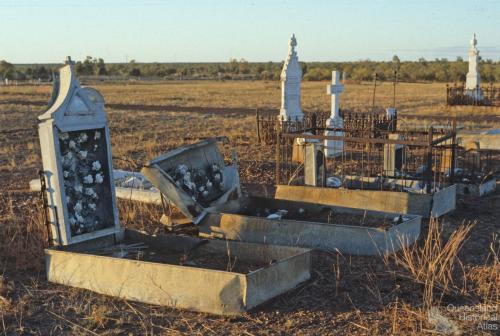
[456,179,497,197]
[141,138,241,224]
[199,196,422,256]
[38,58,121,246]
[45,229,311,315]
[30,173,163,205]
[114,187,162,204]
[274,184,456,217]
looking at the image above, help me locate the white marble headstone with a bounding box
[279,34,304,121]
[324,71,344,158]
[466,33,481,99]
[38,57,121,246]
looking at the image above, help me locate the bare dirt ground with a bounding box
[1,80,499,335]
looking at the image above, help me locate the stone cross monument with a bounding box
[279,34,304,121]
[466,33,481,99]
[324,71,344,158]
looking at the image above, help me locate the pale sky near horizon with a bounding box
[1,0,499,64]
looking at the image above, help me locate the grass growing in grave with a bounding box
[1,192,499,334]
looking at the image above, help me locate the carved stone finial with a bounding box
[471,33,477,48]
[65,56,74,65]
[290,34,297,48]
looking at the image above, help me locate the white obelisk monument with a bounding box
[324,71,344,158]
[466,33,481,100]
[279,34,304,121]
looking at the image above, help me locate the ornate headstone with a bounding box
[324,71,344,158]
[38,57,121,246]
[466,33,481,99]
[279,34,303,121]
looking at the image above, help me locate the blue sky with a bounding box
[1,0,499,63]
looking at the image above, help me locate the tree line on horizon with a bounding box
[0,55,499,83]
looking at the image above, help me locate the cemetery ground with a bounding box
[1,80,500,335]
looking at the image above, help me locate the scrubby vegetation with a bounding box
[1,55,499,82]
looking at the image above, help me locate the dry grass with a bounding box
[466,235,500,305]
[0,80,499,334]
[385,220,474,309]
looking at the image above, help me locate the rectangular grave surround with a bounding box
[275,183,456,218]
[45,229,311,315]
[142,139,422,255]
[198,196,422,256]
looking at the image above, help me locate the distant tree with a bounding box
[300,61,308,75]
[165,67,177,75]
[392,55,401,71]
[0,60,14,78]
[96,58,107,76]
[129,68,141,77]
[304,67,330,81]
[33,66,49,80]
[228,58,239,74]
[238,58,250,74]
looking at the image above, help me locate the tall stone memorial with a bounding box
[279,34,304,121]
[324,71,344,158]
[466,33,481,99]
[38,57,121,246]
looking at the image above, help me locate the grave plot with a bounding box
[275,126,457,217]
[256,109,395,146]
[46,230,311,315]
[255,36,396,146]
[39,59,311,315]
[454,144,499,197]
[141,139,422,256]
[446,35,500,107]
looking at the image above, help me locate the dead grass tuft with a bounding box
[0,195,47,271]
[466,234,500,305]
[385,219,474,309]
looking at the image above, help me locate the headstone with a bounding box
[304,142,324,186]
[465,33,481,99]
[383,134,404,177]
[279,34,303,121]
[38,57,121,246]
[324,71,345,158]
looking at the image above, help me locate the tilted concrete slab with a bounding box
[45,229,311,315]
[141,137,241,224]
[199,196,422,256]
